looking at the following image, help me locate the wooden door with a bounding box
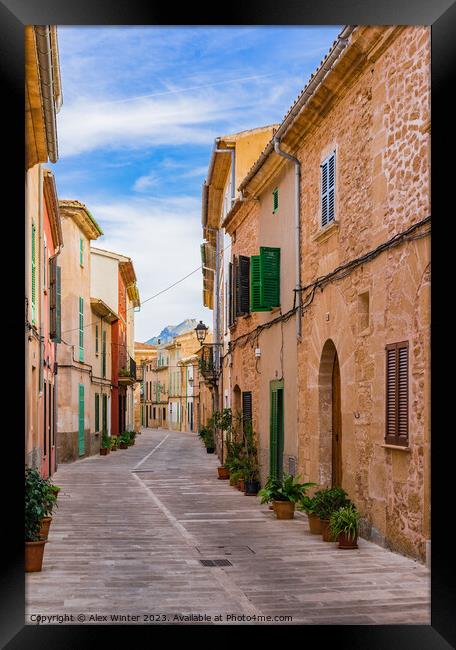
[78,384,85,456]
[332,354,342,486]
[270,380,284,480]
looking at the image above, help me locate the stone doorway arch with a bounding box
[318,339,342,487]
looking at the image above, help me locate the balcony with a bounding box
[199,344,221,383]
[118,355,137,385]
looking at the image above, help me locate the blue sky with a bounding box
[51,25,341,341]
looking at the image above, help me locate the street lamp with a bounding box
[195,320,208,344]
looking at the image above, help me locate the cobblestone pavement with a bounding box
[26,428,431,625]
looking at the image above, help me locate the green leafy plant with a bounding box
[119,432,130,445]
[298,494,319,515]
[229,469,242,484]
[329,504,360,541]
[110,436,118,449]
[101,434,111,449]
[312,486,352,520]
[25,467,57,541]
[259,474,317,504]
[203,428,215,448]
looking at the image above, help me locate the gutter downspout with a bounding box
[34,26,59,163]
[273,137,302,342]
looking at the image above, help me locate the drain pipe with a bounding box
[273,136,302,341]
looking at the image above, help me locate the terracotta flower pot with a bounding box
[217,467,230,480]
[25,540,47,572]
[321,518,337,542]
[111,446,117,451]
[119,443,128,449]
[39,516,52,540]
[307,513,322,534]
[100,447,109,455]
[274,501,295,520]
[238,479,245,492]
[338,532,359,549]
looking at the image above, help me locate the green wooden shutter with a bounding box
[80,238,84,266]
[79,297,84,362]
[102,394,108,434]
[270,386,278,478]
[31,224,36,323]
[95,393,100,432]
[272,187,279,213]
[260,246,280,308]
[96,325,99,354]
[78,384,85,455]
[250,256,269,312]
[102,330,106,377]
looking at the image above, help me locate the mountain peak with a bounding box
[145,319,198,346]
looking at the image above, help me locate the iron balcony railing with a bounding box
[119,355,137,381]
[199,344,221,382]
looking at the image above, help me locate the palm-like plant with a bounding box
[330,504,360,542]
[259,474,317,504]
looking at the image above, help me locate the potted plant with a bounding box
[259,474,316,520]
[128,431,136,446]
[25,467,56,572]
[217,462,230,480]
[111,436,118,451]
[118,433,129,449]
[39,482,58,540]
[229,469,242,487]
[330,505,360,549]
[298,493,322,534]
[313,486,352,541]
[100,433,111,455]
[50,484,61,499]
[203,428,215,453]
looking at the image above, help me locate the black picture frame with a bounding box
[2,0,454,646]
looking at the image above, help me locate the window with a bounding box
[236,255,250,316]
[250,247,280,311]
[272,187,279,213]
[385,342,409,446]
[95,393,100,432]
[242,391,252,432]
[102,394,108,434]
[78,297,84,361]
[49,257,61,342]
[43,241,47,288]
[321,151,336,227]
[80,238,84,266]
[102,330,106,378]
[31,223,36,324]
[163,407,166,421]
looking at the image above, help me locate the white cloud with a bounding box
[87,196,212,340]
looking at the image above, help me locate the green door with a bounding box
[78,384,85,456]
[270,380,284,480]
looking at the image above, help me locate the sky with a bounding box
[51,25,342,342]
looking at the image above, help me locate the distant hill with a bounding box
[145,319,198,346]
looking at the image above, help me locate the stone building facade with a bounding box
[220,26,430,562]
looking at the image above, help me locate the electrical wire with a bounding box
[60,241,232,336]
[229,215,431,354]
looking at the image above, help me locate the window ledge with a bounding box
[312,220,339,244]
[380,443,410,452]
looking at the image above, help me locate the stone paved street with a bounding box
[26,429,431,625]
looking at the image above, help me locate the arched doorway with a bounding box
[318,339,342,487]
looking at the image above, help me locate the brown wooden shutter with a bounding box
[237,255,250,316]
[242,391,252,430]
[228,260,234,326]
[49,256,57,339]
[385,341,409,445]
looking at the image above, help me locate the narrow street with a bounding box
[26,429,430,626]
